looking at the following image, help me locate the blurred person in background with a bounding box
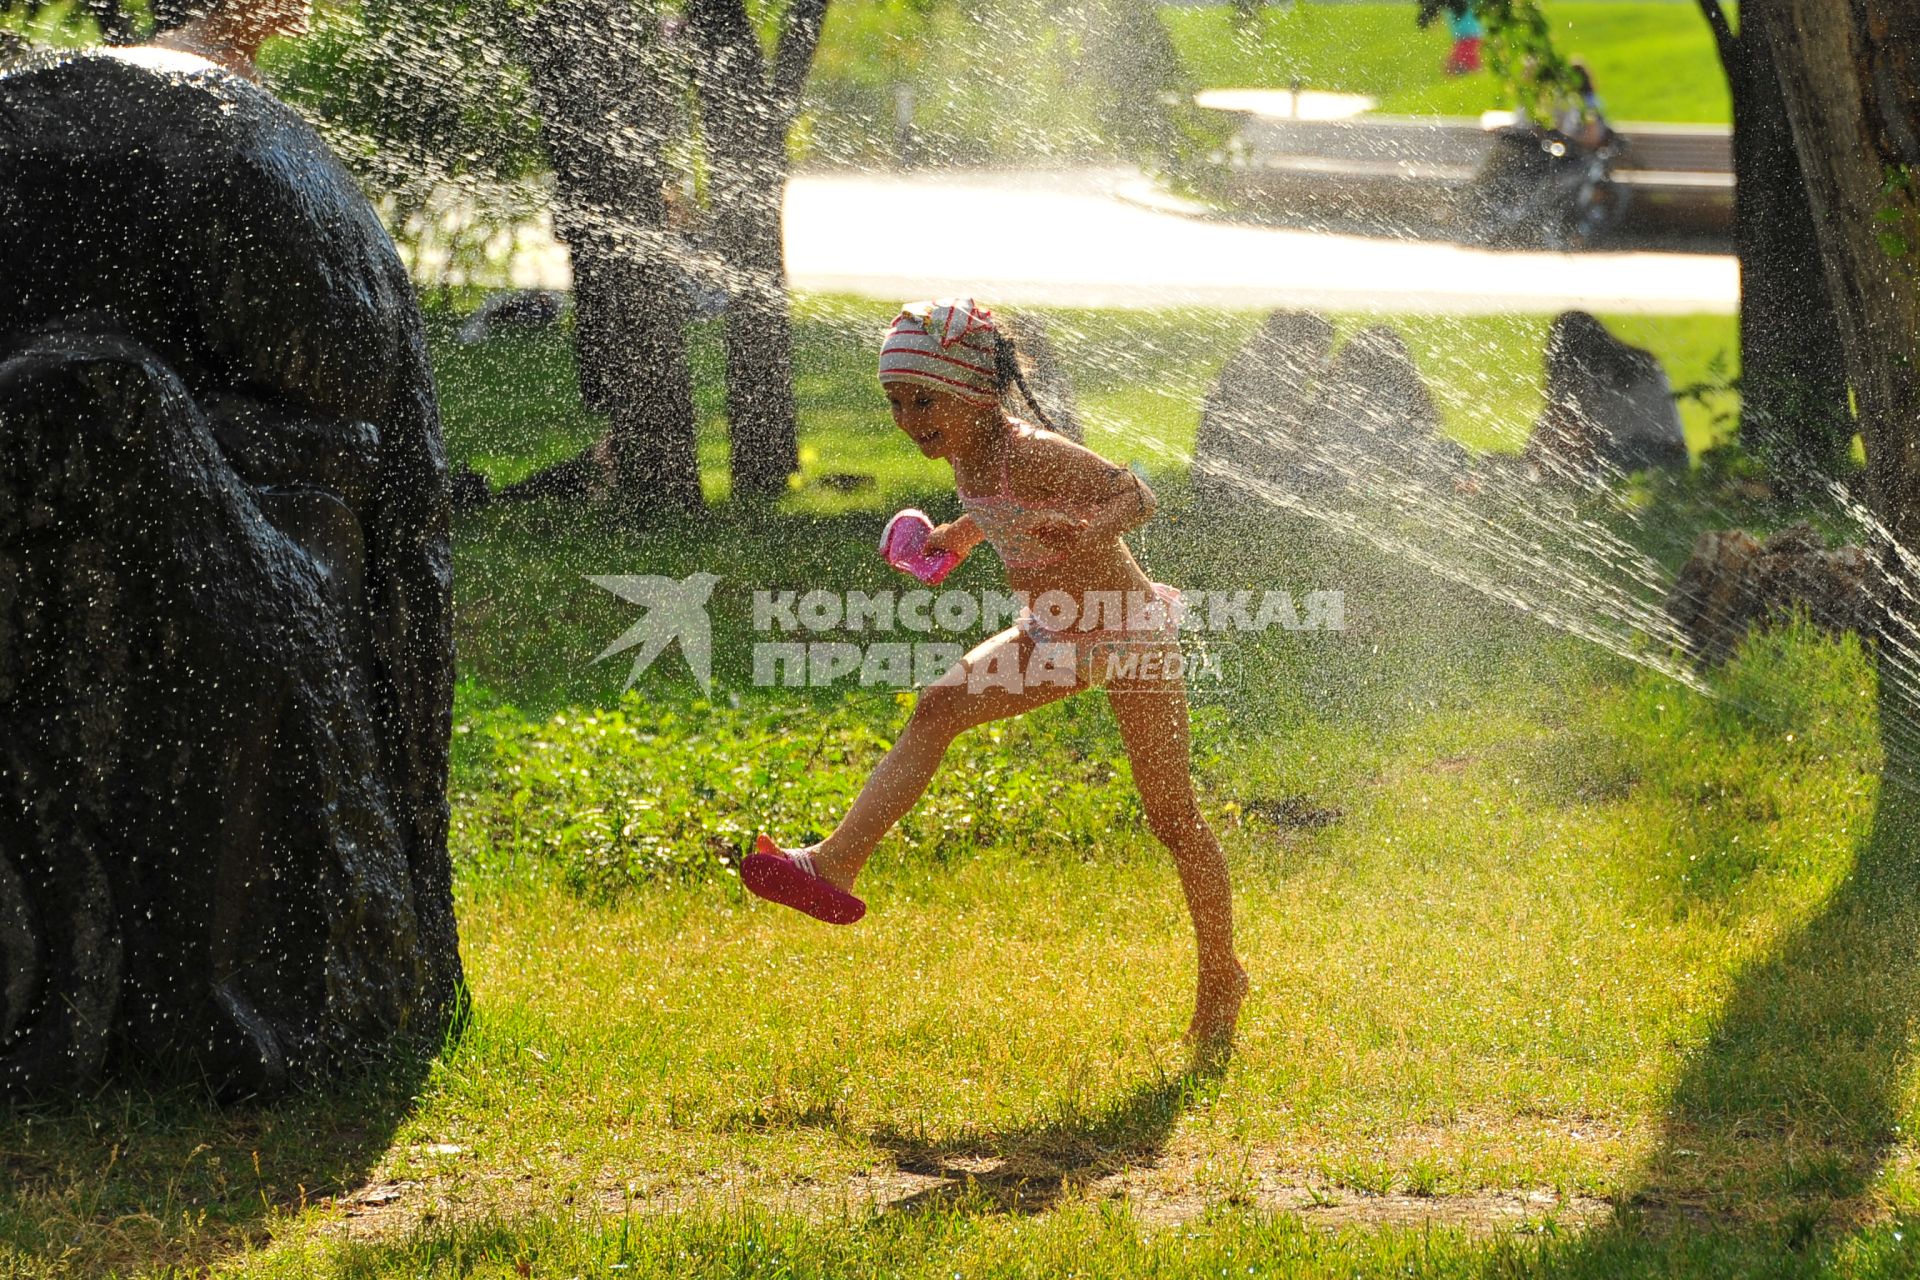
[149,0,309,83]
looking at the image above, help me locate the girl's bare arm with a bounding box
[926,511,986,555]
[1018,430,1158,541]
[1075,468,1156,541]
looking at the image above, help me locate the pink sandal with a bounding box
[742,834,867,925]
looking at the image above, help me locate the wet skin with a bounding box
[803,381,1251,1049]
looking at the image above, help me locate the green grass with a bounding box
[801,1,1730,165]
[11,299,1911,1279]
[1161,2,1733,125]
[437,297,1740,505]
[438,299,1738,715]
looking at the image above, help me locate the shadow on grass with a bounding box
[862,1056,1228,1217]
[1536,734,1920,1269]
[0,1052,433,1275]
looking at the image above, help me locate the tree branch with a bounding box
[1694,0,1739,73]
[771,0,829,106]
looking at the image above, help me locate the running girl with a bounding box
[747,298,1249,1048]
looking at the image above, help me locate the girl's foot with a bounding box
[1186,962,1250,1052]
[742,834,867,925]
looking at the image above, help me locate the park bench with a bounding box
[1199,104,1734,239]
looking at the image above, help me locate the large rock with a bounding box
[1193,313,1471,506]
[1297,325,1471,494]
[0,49,461,1096]
[1665,522,1872,664]
[1525,311,1689,481]
[1192,310,1334,506]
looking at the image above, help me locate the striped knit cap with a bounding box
[878,298,1001,406]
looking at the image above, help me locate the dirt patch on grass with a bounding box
[1241,795,1344,829]
[325,1151,1612,1241]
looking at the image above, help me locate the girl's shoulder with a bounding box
[1006,417,1083,471]
[1007,416,1088,455]
[1005,418,1129,504]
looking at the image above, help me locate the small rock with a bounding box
[1664,521,1872,664]
[449,462,492,512]
[456,289,569,345]
[1525,311,1689,481]
[1243,795,1343,828]
[815,472,874,492]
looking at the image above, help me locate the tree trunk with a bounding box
[1753,0,1920,542]
[509,1,703,513]
[713,134,800,499]
[1724,24,1854,477]
[687,0,826,502]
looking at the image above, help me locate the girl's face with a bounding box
[884,381,996,460]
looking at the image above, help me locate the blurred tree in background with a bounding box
[686,0,827,500]
[3,0,1235,507]
[504,0,703,511]
[1428,0,1860,483]
[268,0,1197,508]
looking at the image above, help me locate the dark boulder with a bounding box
[1192,310,1334,506]
[1665,522,1872,664]
[1526,311,1689,481]
[1298,325,1472,495]
[1193,313,1472,506]
[0,48,461,1097]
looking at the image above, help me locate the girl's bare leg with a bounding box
[1106,669,1248,1049]
[808,627,1081,889]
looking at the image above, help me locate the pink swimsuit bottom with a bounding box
[1017,582,1186,683]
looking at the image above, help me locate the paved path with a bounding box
[497,167,1737,315]
[783,167,1737,315]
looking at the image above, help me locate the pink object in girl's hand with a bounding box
[880,508,961,585]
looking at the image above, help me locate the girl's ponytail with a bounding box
[993,330,1058,434]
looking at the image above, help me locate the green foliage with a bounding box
[1472,0,1579,126]
[452,689,1146,897]
[803,0,1217,167]
[1876,164,1920,275]
[0,0,113,45]
[263,1,547,286]
[268,0,543,184]
[1161,3,1731,125]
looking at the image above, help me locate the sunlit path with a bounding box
[782,167,1738,315]
[487,166,1740,315]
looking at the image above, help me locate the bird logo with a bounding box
[587,572,721,692]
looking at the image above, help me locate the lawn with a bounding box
[440,298,1740,715]
[1160,1,1733,124]
[11,300,1920,1280]
[801,1,1729,167]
